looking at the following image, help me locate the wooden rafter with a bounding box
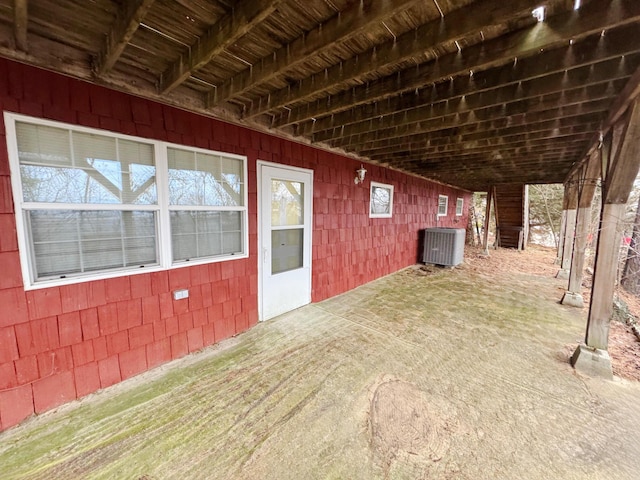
[245,0,552,118]
[14,0,28,52]
[566,63,640,182]
[159,0,284,94]
[94,0,156,77]
[253,0,640,123]
[317,74,631,151]
[355,101,610,154]
[602,100,640,203]
[362,121,601,159]
[207,0,420,107]
[375,135,593,162]
[291,23,640,135]
[322,78,625,149]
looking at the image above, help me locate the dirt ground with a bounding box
[465,244,640,382]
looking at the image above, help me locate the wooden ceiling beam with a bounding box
[13,0,28,52]
[320,61,634,143]
[403,162,582,183]
[602,99,640,203]
[290,24,640,133]
[324,79,624,148]
[356,101,609,153]
[389,164,578,183]
[393,140,586,159]
[94,0,156,77]
[244,0,555,118]
[399,154,583,178]
[159,0,284,94]
[361,121,600,158]
[207,0,420,108]
[369,134,593,161]
[403,163,578,185]
[406,155,583,171]
[253,0,640,123]
[567,62,640,181]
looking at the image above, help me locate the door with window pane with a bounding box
[259,163,313,320]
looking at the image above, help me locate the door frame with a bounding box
[257,160,314,321]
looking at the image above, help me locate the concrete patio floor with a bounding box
[1,248,640,479]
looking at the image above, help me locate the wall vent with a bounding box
[422,228,465,266]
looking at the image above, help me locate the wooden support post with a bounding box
[14,0,28,52]
[562,207,592,307]
[482,187,492,255]
[572,98,640,378]
[562,152,600,307]
[522,184,529,251]
[555,210,566,265]
[585,202,626,350]
[556,182,578,279]
[492,186,500,248]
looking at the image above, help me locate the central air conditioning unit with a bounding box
[422,228,465,266]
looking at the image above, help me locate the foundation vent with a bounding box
[422,228,465,266]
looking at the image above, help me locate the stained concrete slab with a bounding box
[1,251,639,479]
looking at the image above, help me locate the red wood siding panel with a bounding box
[0,58,470,431]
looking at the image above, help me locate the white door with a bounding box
[258,162,313,320]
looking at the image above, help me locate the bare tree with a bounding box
[621,194,640,295]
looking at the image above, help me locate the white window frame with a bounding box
[5,112,249,290]
[438,195,448,217]
[456,197,464,216]
[369,181,394,218]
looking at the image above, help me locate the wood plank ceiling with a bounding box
[0,0,639,191]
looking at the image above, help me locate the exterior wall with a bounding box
[0,59,470,431]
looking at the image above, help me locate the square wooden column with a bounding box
[556,182,578,280]
[562,153,600,308]
[572,98,640,378]
[555,210,566,265]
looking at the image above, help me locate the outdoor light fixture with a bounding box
[532,6,545,22]
[354,164,367,184]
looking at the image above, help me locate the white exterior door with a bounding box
[258,162,313,321]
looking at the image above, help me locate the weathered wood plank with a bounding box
[283,23,640,130]
[312,55,635,144]
[483,187,493,252]
[586,202,626,349]
[604,99,640,203]
[245,0,561,118]
[247,0,640,118]
[14,0,28,52]
[94,0,156,77]
[353,99,611,153]
[370,137,592,166]
[565,152,600,296]
[366,138,594,168]
[360,119,600,158]
[160,0,284,94]
[208,0,420,107]
[325,84,620,149]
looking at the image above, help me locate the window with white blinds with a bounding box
[5,112,248,289]
[438,195,448,217]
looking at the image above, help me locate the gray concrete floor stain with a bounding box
[1,250,640,479]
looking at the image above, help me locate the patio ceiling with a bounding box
[0,0,639,191]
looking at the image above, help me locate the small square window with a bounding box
[438,195,448,217]
[370,182,394,218]
[456,197,464,216]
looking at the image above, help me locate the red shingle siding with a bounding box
[0,58,470,431]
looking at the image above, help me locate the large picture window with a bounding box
[5,113,248,289]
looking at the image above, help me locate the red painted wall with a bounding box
[0,58,470,431]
